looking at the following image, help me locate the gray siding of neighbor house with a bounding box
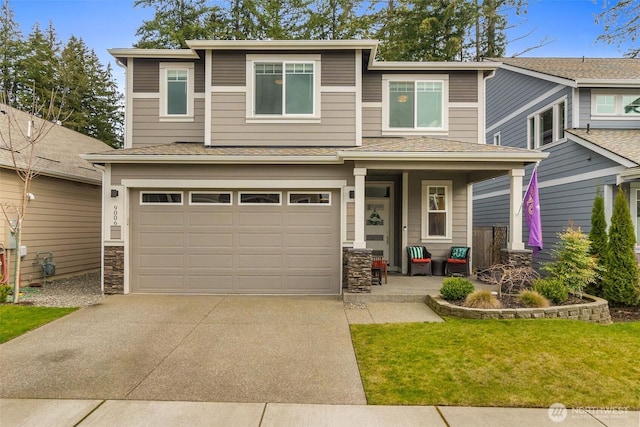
[474,141,623,268]
[132,98,205,147]
[133,57,206,93]
[0,168,101,282]
[578,88,640,129]
[406,171,469,260]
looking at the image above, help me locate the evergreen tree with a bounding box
[0,0,23,103]
[58,36,91,133]
[305,0,372,40]
[587,189,608,296]
[226,0,260,40]
[254,0,312,40]
[603,188,640,306]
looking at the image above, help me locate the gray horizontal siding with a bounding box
[362,72,382,102]
[449,108,478,143]
[133,57,205,93]
[132,98,205,147]
[212,50,245,86]
[579,88,640,129]
[321,50,355,86]
[210,92,356,146]
[539,139,621,181]
[449,71,478,102]
[363,106,382,137]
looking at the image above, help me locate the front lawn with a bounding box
[0,305,78,343]
[351,318,640,408]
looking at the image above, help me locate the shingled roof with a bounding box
[0,105,112,183]
[489,57,640,82]
[566,129,640,165]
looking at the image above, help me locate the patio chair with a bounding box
[372,256,388,284]
[406,246,432,276]
[445,246,471,276]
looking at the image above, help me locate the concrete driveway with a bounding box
[0,295,366,404]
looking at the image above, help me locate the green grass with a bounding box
[351,318,640,408]
[0,305,78,343]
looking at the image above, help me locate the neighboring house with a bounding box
[474,57,640,267]
[84,40,545,295]
[0,105,112,285]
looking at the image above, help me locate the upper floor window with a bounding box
[383,75,448,134]
[247,55,321,120]
[593,92,640,116]
[159,62,194,121]
[528,99,566,148]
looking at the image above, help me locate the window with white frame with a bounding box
[189,192,232,205]
[528,99,566,148]
[141,192,183,204]
[159,63,194,120]
[421,181,452,240]
[383,75,448,133]
[288,192,331,205]
[593,92,640,116]
[239,192,282,205]
[493,132,501,146]
[248,56,320,119]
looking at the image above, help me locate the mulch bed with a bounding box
[608,305,640,322]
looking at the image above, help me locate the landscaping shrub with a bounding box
[603,188,640,306]
[533,278,568,304]
[587,190,608,297]
[0,284,11,303]
[440,277,475,301]
[463,290,501,309]
[542,226,598,298]
[518,290,550,308]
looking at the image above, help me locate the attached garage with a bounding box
[130,188,341,294]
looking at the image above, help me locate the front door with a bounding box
[364,183,394,265]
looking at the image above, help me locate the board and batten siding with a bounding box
[132,98,205,147]
[406,171,469,260]
[133,57,206,93]
[210,92,356,146]
[0,169,101,282]
[578,88,640,129]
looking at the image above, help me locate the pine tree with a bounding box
[0,0,23,103]
[305,0,372,40]
[587,189,608,296]
[603,188,640,306]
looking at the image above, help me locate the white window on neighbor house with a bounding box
[592,92,640,117]
[247,55,321,120]
[383,75,449,134]
[421,181,452,240]
[528,98,566,148]
[493,132,501,146]
[159,62,194,121]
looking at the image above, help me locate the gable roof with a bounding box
[83,137,547,164]
[0,105,113,184]
[489,57,640,87]
[565,129,640,167]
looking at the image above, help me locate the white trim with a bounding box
[604,184,613,228]
[238,191,282,205]
[158,116,195,123]
[572,87,580,127]
[421,180,453,241]
[194,93,206,99]
[355,49,363,146]
[204,49,212,146]
[109,48,199,59]
[287,191,332,206]
[382,74,449,134]
[473,166,627,201]
[466,183,473,265]
[342,186,354,244]
[132,92,160,99]
[630,183,640,245]
[123,186,130,294]
[478,70,486,145]
[486,84,566,134]
[493,131,501,146]
[211,86,246,93]
[245,118,322,124]
[321,86,356,93]
[159,62,195,120]
[362,102,382,108]
[140,191,184,205]
[121,179,348,189]
[353,167,367,248]
[188,39,378,51]
[527,96,568,149]
[450,102,479,109]
[401,172,408,275]
[125,59,134,148]
[188,191,233,205]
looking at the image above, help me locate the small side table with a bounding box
[432,259,446,276]
[371,267,383,286]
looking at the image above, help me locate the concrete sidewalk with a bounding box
[2,399,638,427]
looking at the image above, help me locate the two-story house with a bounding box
[474,58,640,267]
[84,40,546,295]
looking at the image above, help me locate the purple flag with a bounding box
[524,168,543,255]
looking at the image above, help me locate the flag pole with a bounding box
[516,161,540,216]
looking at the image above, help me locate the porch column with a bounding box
[353,167,367,249]
[508,168,525,251]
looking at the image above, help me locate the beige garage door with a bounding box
[130,189,340,294]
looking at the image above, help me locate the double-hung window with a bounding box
[159,62,194,121]
[528,98,566,148]
[383,75,448,133]
[249,55,320,119]
[421,181,452,240]
[592,92,640,117]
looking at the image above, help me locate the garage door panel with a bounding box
[131,188,339,294]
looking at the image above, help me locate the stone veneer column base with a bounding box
[500,249,533,267]
[343,247,373,293]
[104,245,124,294]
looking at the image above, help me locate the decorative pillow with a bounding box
[451,247,468,259]
[409,246,423,259]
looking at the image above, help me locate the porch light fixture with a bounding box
[111,189,119,198]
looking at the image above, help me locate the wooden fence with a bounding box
[472,226,507,270]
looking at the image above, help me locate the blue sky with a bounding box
[9,0,631,91]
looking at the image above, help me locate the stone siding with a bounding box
[104,245,124,294]
[500,249,532,267]
[425,294,612,324]
[342,247,372,293]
